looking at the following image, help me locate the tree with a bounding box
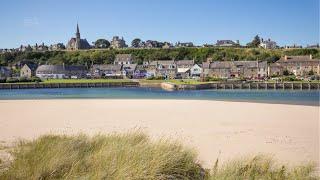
[308,70,314,76]
[283,69,290,76]
[247,35,261,48]
[131,38,142,48]
[94,39,110,49]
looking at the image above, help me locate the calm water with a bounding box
[0,87,319,106]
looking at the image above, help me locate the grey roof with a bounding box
[176,60,194,66]
[36,65,87,73]
[92,64,122,71]
[0,66,11,73]
[156,60,175,65]
[233,61,258,68]
[210,61,234,69]
[24,63,38,71]
[122,64,137,72]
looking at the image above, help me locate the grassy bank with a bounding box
[0,132,318,179]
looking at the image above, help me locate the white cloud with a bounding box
[23,17,39,27]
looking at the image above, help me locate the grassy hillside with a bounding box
[1,47,319,67]
[0,132,318,179]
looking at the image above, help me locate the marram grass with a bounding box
[0,132,318,180]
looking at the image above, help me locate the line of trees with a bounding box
[0,47,319,67]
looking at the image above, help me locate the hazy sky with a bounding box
[0,0,319,48]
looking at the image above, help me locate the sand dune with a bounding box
[0,99,319,167]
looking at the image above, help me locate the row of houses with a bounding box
[1,54,319,80]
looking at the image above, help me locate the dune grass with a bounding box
[0,132,204,180]
[209,155,318,180]
[0,132,318,180]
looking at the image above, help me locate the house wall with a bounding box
[20,65,32,78]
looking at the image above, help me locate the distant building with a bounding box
[176,42,194,47]
[0,66,11,78]
[114,54,133,65]
[145,40,160,48]
[110,36,127,49]
[162,42,173,49]
[155,60,177,79]
[66,23,91,50]
[284,44,302,49]
[259,38,277,49]
[49,43,66,51]
[122,64,137,78]
[190,64,202,77]
[202,60,268,79]
[20,63,38,78]
[36,65,87,79]
[91,64,122,78]
[306,44,319,49]
[215,40,239,47]
[175,60,194,78]
[134,65,148,78]
[271,55,320,76]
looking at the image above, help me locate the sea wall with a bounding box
[0,82,139,89]
[0,81,319,90]
[176,82,320,90]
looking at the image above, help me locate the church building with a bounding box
[67,24,91,50]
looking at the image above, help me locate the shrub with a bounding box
[5,78,19,83]
[0,78,6,83]
[146,76,165,80]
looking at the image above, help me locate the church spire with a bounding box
[76,23,80,39]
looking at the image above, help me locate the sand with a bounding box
[0,99,319,167]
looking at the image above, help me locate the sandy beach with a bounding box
[0,99,319,167]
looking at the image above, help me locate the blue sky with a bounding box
[0,0,319,48]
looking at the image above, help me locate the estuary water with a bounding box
[0,87,319,106]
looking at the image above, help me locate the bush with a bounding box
[0,78,6,83]
[204,77,223,82]
[1,77,42,83]
[5,78,19,83]
[146,76,165,80]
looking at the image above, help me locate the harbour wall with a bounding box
[0,81,319,90]
[0,82,139,89]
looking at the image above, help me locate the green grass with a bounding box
[0,132,318,180]
[0,132,203,180]
[42,79,134,84]
[209,155,318,180]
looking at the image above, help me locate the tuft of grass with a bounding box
[0,133,318,180]
[209,155,319,180]
[0,132,204,180]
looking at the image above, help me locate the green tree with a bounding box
[131,38,142,48]
[247,35,261,47]
[94,39,110,49]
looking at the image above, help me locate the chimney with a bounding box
[310,54,313,59]
[284,55,288,60]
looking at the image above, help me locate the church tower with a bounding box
[75,23,81,50]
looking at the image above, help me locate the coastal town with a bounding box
[0,24,319,82]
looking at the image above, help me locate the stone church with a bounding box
[67,24,91,50]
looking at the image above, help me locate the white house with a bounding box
[260,39,277,49]
[190,64,202,77]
